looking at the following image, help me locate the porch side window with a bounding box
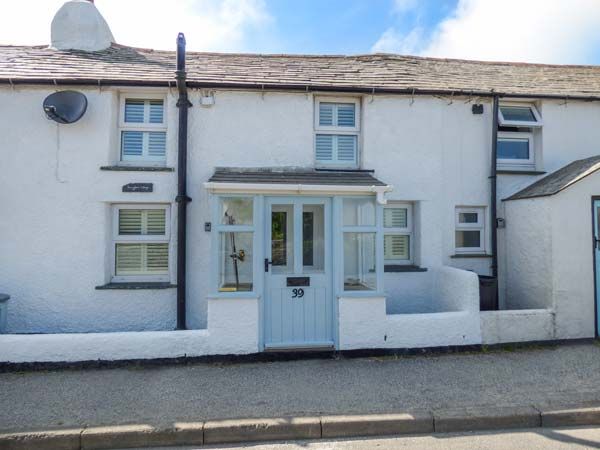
[119,96,167,165]
[497,103,541,170]
[455,207,485,254]
[315,98,360,168]
[218,197,254,292]
[384,202,413,264]
[112,205,170,282]
[342,197,378,291]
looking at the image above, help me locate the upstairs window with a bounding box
[497,103,541,169]
[112,205,170,282]
[119,96,167,165]
[455,207,485,254]
[384,203,413,265]
[315,98,360,168]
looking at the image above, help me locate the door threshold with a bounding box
[264,343,335,353]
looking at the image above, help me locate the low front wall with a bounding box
[0,297,259,363]
[480,309,555,345]
[339,266,482,350]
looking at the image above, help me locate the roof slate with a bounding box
[3,44,600,98]
[208,168,387,186]
[504,155,600,201]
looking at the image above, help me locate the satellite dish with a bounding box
[43,90,88,124]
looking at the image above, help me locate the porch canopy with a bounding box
[204,168,393,204]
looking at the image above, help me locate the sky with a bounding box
[2,0,600,65]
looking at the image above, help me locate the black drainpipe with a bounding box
[175,33,192,330]
[490,95,499,279]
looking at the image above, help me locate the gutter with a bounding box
[490,96,499,280]
[175,33,192,330]
[3,77,600,102]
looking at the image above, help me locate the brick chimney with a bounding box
[51,0,114,51]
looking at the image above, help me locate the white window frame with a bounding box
[497,131,535,167]
[498,102,542,128]
[340,196,382,294]
[111,204,171,283]
[118,93,168,166]
[383,202,413,265]
[210,195,259,297]
[455,207,485,254]
[314,97,360,168]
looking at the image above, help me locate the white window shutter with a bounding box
[319,103,334,126]
[384,208,408,228]
[384,235,410,260]
[124,99,145,123]
[336,104,355,127]
[316,134,334,162]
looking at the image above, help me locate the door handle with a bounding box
[264,258,273,272]
[595,238,600,250]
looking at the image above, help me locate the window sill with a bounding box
[95,282,177,290]
[450,253,493,258]
[100,165,175,172]
[385,265,428,273]
[497,169,546,175]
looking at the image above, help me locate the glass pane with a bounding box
[343,198,376,226]
[119,209,165,236]
[500,106,536,122]
[384,234,410,260]
[344,232,377,291]
[221,197,253,225]
[148,100,164,124]
[456,230,481,248]
[319,103,334,126]
[303,204,325,272]
[384,208,408,228]
[271,205,294,274]
[458,212,478,224]
[337,103,356,127]
[124,99,145,123]
[498,138,530,160]
[219,232,253,292]
[116,243,168,276]
[336,135,357,162]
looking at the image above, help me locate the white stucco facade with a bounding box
[1,79,599,361]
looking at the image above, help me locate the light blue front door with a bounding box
[264,197,334,350]
[595,200,600,335]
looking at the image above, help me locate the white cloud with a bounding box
[0,0,272,52]
[392,0,418,14]
[373,0,600,64]
[371,27,424,54]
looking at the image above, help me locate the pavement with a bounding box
[3,341,600,448]
[124,426,600,449]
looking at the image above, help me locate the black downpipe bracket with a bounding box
[176,33,192,330]
[490,96,499,279]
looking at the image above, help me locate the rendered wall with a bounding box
[2,84,600,338]
[503,171,599,340]
[0,297,258,363]
[339,267,482,350]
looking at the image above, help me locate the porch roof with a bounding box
[205,168,392,203]
[504,155,600,201]
[208,168,387,186]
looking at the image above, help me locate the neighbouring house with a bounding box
[1,0,600,362]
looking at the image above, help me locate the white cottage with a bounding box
[1,0,600,362]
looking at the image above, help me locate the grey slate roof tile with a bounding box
[208,168,387,186]
[2,44,600,98]
[504,155,600,201]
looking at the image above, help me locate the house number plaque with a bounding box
[291,288,304,298]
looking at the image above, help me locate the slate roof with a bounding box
[3,44,600,98]
[208,168,387,186]
[504,155,600,201]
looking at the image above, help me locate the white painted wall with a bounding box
[503,171,600,340]
[2,83,599,350]
[481,309,555,344]
[0,297,258,363]
[339,266,482,350]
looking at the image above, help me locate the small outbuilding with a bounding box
[503,155,600,339]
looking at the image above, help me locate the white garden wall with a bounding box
[339,266,481,350]
[0,297,258,363]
